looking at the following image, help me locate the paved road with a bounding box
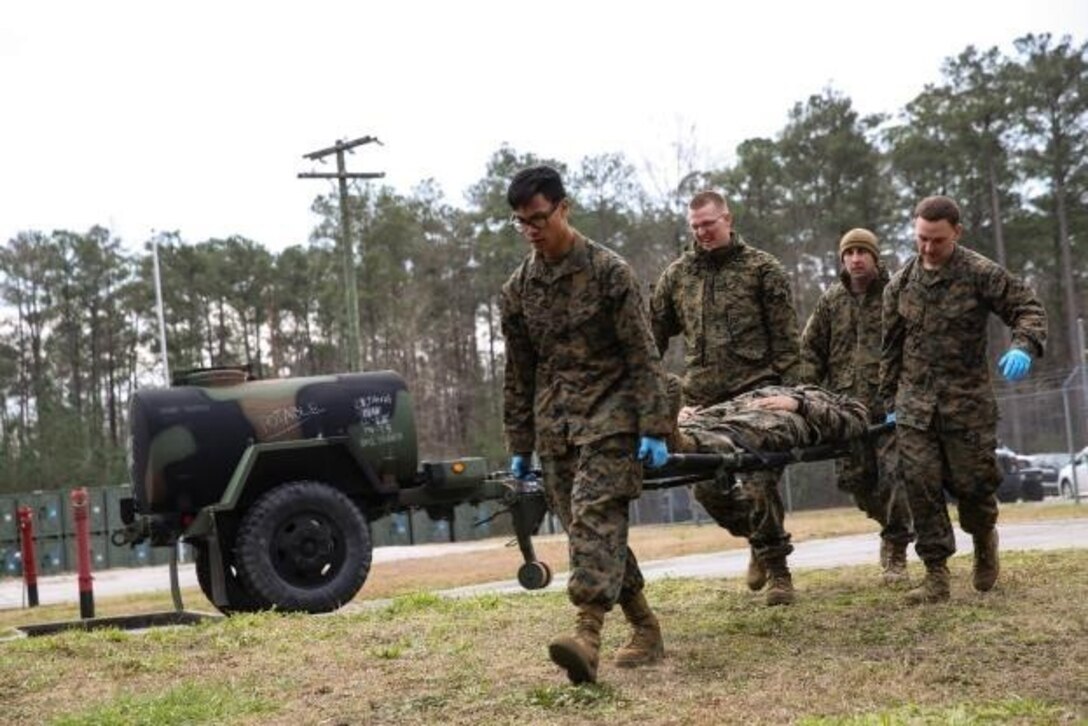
[0,539,500,610]
[439,517,1088,599]
[2,519,1085,610]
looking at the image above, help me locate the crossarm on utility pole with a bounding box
[302,135,382,161]
[296,172,386,179]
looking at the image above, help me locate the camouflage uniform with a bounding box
[680,385,869,552]
[681,385,869,454]
[801,267,914,548]
[502,234,671,608]
[880,246,1047,565]
[652,234,801,563]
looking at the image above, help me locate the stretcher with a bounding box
[491,422,894,590]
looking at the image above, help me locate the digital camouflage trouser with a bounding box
[896,423,1001,564]
[837,428,914,546]
[541,433,645,609]
[693,468,794,562]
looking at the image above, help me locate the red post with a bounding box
[71,488,95,619]
[17,506,39,607]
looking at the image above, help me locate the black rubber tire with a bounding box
[235,481,372,613]
[192,542,272,615]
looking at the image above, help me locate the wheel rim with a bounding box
[270,510,345,588]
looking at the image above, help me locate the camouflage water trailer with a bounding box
[118,367,536,614]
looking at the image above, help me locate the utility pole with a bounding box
[151,230,171,385]
[298,135,384,371]
[675,170,701,255]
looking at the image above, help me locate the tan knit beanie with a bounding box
[839,228,879,261]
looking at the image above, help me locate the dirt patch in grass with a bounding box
[1,549,1084,724]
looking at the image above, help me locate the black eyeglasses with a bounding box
[510,202,560,232]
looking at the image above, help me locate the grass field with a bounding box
[1,546,1086,724]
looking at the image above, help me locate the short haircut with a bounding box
[507,165,566,209]
[914,195,961,226]
[688,190,728,212]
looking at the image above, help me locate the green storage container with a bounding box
[107,538,154,568]
[151,544,182,566]
[104,485,133,534]
[389,512,412,545]
[367,515,391,548]
[452,501,500,542]
[65,533,109,571]
[106,537,128,569]
[1,542,21,577]
[131,541,153,567]
[369,512,412,547]
[0,495,17,541]
[14,491,64,538]
[61,487,109,535]
[410,509,453,544]
[36,537,66,575]
[451,503,474,542]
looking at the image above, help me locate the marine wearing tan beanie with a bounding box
[839,228,879,261]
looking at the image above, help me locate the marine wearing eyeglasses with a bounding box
[651,190,802,606]
[500,165,672,684]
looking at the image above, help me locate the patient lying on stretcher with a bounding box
[666,377,870,456]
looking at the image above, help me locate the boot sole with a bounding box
[614,646,665,669]
[549,642,596,684]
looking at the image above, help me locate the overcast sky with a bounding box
[2,1,1086,254]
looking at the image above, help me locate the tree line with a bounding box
[1,33,1084,496]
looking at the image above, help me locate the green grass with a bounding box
[799,697,1070,725]
[2,549,1085,725]
[51,680,275,726]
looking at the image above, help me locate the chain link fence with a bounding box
[995,365,1088,455]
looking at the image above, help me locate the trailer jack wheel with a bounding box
[517,561,552,590]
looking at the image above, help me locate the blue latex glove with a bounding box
[637,436,669,469]
[998,349,1032,382]
[510,454,531,480]
[885,411,897,425]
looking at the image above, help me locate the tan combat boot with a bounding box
[549,604,606,684]
[613,592,664,668]
[904,561,950,605]
[973,529,1000,592]
[764,557,795,606]
[746,549,768,591]
[881,539,910,587]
